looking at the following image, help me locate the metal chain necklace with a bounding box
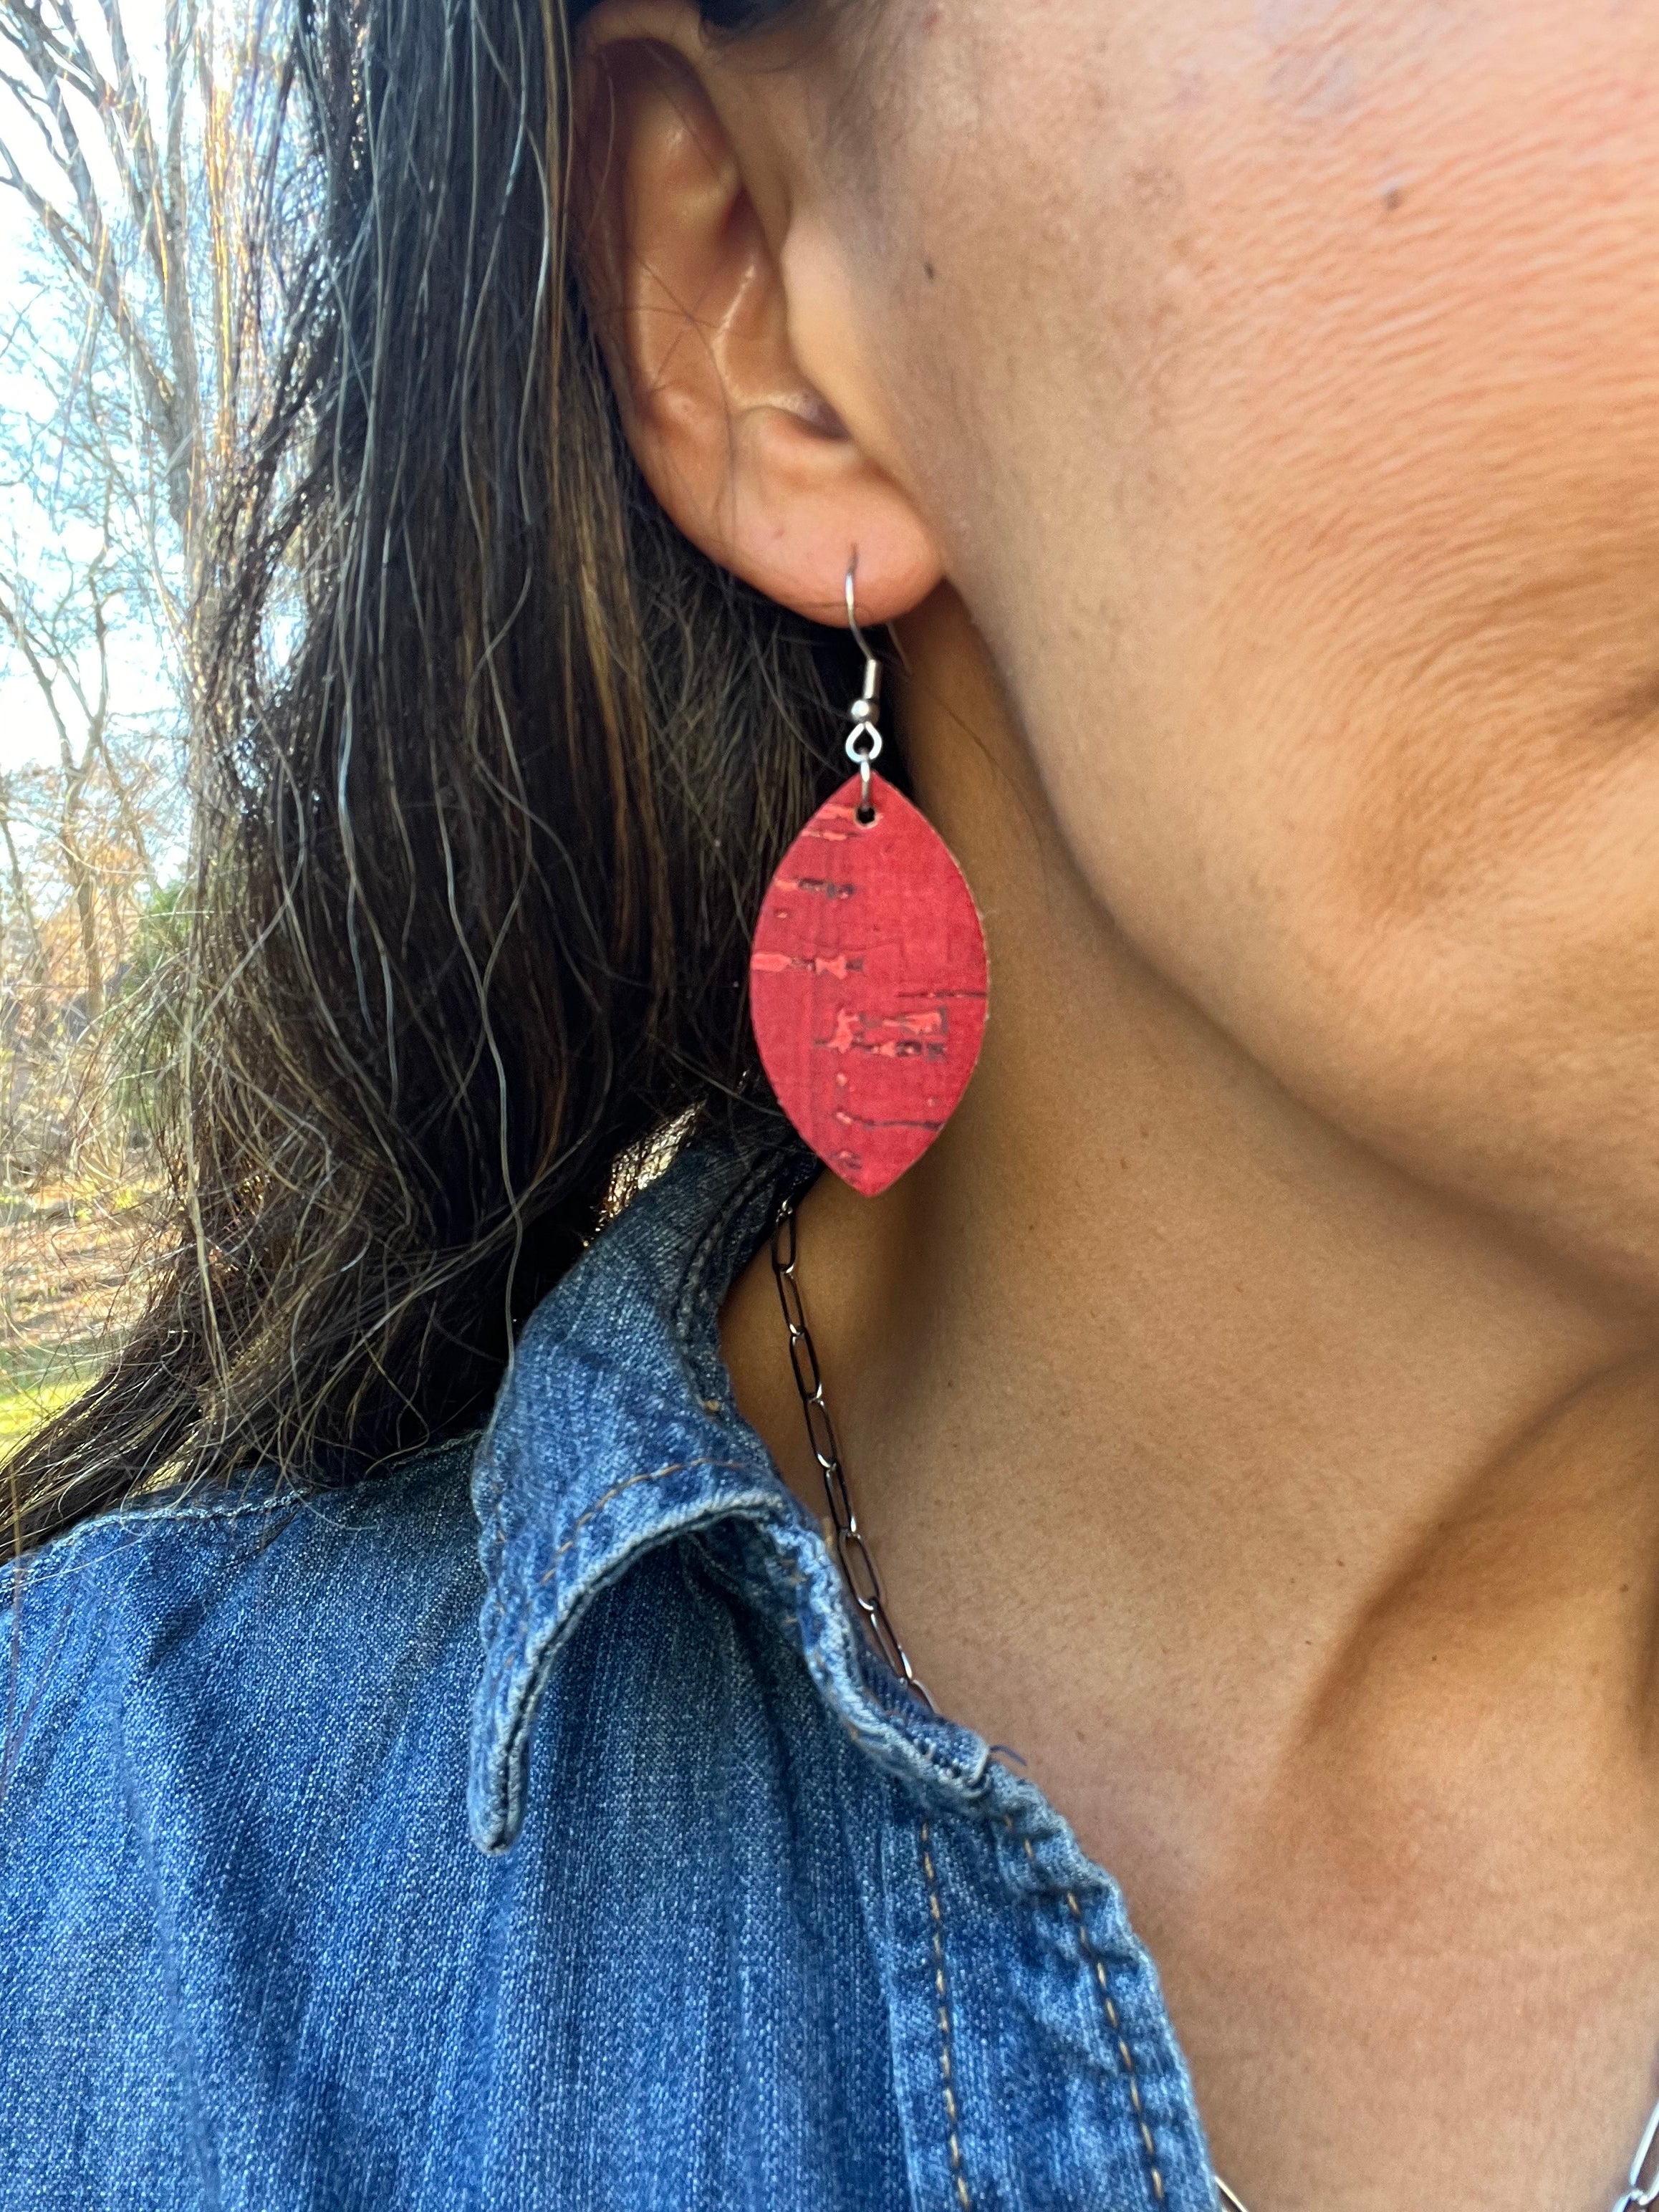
[767,1193,1659,2212]
[770,1195,933,1709]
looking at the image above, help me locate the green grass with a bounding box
[0,1378,87,1443]
[0,1169,159,1455]
[0,1356,100,1447]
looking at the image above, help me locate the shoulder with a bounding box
[6,1436,479,1622]
[1,1441,482,1829]
[0,1441,493,2203]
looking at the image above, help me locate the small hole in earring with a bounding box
[856,802,877,827]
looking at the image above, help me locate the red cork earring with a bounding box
[749,566,990,1198]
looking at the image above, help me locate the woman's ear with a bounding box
[572,0,941,627]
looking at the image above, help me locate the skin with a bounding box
[574,4,1659,2203]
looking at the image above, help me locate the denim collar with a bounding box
[467,1120,994,1853]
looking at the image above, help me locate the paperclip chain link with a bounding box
[769,1194,931,1710]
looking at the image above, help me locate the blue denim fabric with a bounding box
[1,1127,1217,2211]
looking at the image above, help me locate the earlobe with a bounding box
[572,1,941,629]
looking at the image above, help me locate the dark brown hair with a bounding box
[6,0,856,1553]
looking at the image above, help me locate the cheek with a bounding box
[889,0,1659,817]
[877,0,1659,1275]
[1168,14,1659,943]
[1143,11,1659,1187]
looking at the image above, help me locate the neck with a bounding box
[721,585,1659,1889]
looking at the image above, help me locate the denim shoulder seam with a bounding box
[4,1489,296,1597]
[6,1443,471,1597]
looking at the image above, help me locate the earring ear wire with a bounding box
[843,562,883,824]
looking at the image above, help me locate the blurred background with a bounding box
[0,0,277,1439]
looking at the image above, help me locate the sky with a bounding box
[0,0,181,774]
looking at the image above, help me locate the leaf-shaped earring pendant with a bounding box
[749,765,989,1197]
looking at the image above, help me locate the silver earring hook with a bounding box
[844,564,882,700]
[843,560,883,819]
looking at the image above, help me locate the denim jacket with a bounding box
[1,1129,1218,2211]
